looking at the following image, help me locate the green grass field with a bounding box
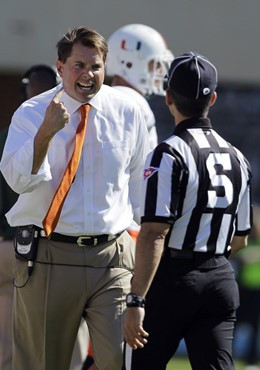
[166,357,248,369]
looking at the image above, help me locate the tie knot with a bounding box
[80,103,91,119]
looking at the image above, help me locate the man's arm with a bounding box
[0,88,69,194]
[131,222,169,297]
[123,221,170,349]
[32,88,69,174]
[230,234,248,258]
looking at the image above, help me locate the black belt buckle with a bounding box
[77,236,99,246]
[77,233,119,246]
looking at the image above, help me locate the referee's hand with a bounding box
[123,307,149,349]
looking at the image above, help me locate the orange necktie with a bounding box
[43,104,90,237]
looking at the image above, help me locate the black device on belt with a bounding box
[14,225,40,262]
[14,225,40,279]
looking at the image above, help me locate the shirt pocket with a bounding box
[101,140,131,181]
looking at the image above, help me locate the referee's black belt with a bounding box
[167,248,224,260]
[39,229,122,246]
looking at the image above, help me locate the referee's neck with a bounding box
[174,112,192,126]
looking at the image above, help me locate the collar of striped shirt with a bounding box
[174,117,212,135]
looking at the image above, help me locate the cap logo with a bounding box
[203,87,210,95]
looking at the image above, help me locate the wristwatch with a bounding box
[126,292,145,308]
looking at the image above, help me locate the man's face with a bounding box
[56,42,105,103]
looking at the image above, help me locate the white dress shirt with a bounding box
[0,84,150,236]
[112,85,158,233]
[112,86,158,150]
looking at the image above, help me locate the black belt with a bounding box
[168,248,224,260]
[39,229,122,246]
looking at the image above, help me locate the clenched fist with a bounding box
[32,88,70,174]
[42,88,70,136]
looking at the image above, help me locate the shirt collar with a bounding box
[60,85,105,115]
[173,117,212,135]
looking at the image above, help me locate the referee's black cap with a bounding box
[165,52,218,100]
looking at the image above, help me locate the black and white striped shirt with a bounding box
[141,117,252,255]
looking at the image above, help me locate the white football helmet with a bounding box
[106,24,174,96]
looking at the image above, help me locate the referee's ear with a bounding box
[165,89,176,116]
[209,91,217,107]
[165,88,173,106]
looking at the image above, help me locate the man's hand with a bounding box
[32,88,70,174]
[42,88,70,136]
[123,307,149,350]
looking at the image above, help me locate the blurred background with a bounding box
[0,0,259,367]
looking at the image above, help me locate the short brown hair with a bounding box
[56,26,108,63]
[170,89,212,117]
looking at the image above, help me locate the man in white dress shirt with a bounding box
[0,26,149,370]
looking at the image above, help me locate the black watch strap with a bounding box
[126,292,145,308]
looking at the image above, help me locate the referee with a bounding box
[123,52,253,370]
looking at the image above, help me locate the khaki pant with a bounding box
[13,231,134,370]
[0,240,15,370]
[70,320,89,370]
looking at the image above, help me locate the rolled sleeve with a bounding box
[235,180,252,236]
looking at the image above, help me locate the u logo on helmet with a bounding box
[121,39,142,51]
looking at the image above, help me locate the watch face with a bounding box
[126,294,133,304]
